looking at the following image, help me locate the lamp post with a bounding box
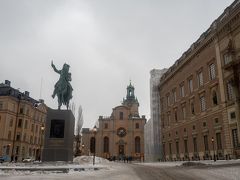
[211,137,216,162]
[92,125,97,165]
[40,125,45,161]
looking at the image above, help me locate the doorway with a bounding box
[119,145,124,156]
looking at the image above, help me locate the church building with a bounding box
[81,82,146,160]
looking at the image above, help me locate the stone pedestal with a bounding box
[42,108,75,162]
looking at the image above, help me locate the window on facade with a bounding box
[230,112,236,120]
[200,96,206,112]
[226,82,234,100]
[216,133,222,150]
[135,123,139,129]
[135,137,141,153]
[167,95,170,106]
[191,102,195,115]
[162,144,165,156]
[162,116,165,128]
[119,112,123,120]
[172,90,177,103]
[188,79,193,93]
[167,113,171,126]
[223,53,232,65]
[35,125,38,134]
[204,135,209,151]
[232,129,238,148]
[8,131,11,139]
[184,139,188,153]
[212,90,218,105]
[24,120,28,129]
[90,137,96,153]
[9,117,13,127]
[31,124,34,132]
[193,137,198,152]
[6,145,10,155]
[180,84,185,97]
[19,107,24,114]
[209,63,216,80]
[215,118,219,124]
[0,102,3,110]
[16,133,21,141]
[103,137,109,153]
[203,122,207,127]
[22,147,25,157]
[182,106,186,120]
[29,148,32,157]
[23,133,26,142]
[30,136,33,144]
[18,119,22,128]
[193,125,196,130]
[174,110,178,122]
[169,142,172,155]
[176,141,179,155]
[198,71,204,87]
[26,108,29,116]
[16,146,19,155]
[104,123,108,129]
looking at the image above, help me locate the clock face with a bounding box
[117,127,127,137]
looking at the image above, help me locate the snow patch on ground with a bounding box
[73,156,109,164]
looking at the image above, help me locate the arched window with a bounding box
[135,136,140,153]
[103,137,109,153]
[90,137,96,153]
[212,90,218,105]
[135,123,139,129]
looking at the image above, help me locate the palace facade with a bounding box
[0,80,47,162]
[159,0,240,161]
[82,82,146,160]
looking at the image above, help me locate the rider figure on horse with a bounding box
[51,61,73,109]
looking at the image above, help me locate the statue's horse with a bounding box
[56,84,72,109]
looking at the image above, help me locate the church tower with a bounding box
[122,82,139,116]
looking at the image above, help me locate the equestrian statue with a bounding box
[51,61,73,110]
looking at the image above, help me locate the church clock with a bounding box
[117,127,127,137]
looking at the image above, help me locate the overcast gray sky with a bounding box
[0,0,234,128]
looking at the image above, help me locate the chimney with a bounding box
[25,91,30,97]
[5,80,11,86]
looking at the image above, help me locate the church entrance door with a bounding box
[119,145,125,158]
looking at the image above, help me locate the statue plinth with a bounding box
[42,108,75,162]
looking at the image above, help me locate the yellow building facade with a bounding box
[0,80,47,162]
[82,83,146,160]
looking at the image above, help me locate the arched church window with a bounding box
[135,136,140,153]
[119,112,123,120]
[135,123,139,129]
[103,137,109,153]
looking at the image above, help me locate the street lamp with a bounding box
[211,137,216,162]
[92,125,97,165]
[40,125,45,161]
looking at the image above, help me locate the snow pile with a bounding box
[73,156,109,164]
